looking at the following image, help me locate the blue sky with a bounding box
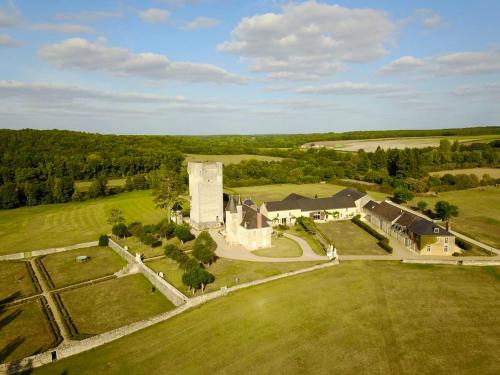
[0,0,499,134]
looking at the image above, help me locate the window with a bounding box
[276,213,279,217]
[281,218,286,224]
[444,245,448,253]
[433,227,439,234]
[445,237,449,243]
[313,212,321,220]
[427,245,431,252]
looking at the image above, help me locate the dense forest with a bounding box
[0,127,499,209]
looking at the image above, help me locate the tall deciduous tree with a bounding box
[153,167,181,222]
[435,200,459,222]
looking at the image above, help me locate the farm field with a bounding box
[317,221,387,255]
[184,154,283,165]
[59,274,174,336]
[252,236,302,258]
[301,134,499,152]
[409,186,500,248]
[0,190,166,255]
[146,257,324,295]
[430,167,500,179]
[33,262,500,375]
[40,246,127,289]
[0,261,37,301]
[75,178,126,192]
[226,183,388,204]
[0,299,57,363]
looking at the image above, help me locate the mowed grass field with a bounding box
[41,246,127,289]
[430,167,500,179]
[318,221,387,255]
[410,186,500,248]
[0,261,37,301]
[33,262,500,375]
[146,257,324,295]
[227,183,388,204]
[0,299,57,363]
[252,236,302,258]
[184,154,283,165]
[59,274,174,336]
[75,178,126,192]
[0,190,166,255]
[301,134,499,152]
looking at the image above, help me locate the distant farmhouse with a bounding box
[260,188,370,226]
[188,161,455,256]
[363,201,455,256]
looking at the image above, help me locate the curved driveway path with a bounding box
[210,230,327,263]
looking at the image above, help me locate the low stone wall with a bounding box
[0,242,98,262]
[108,239,188,306]
[402,259,459,265]
[461,260,500,266]
[0,257,339,374]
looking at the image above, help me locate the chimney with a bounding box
[257,211,262,228]
[446,221,450,231]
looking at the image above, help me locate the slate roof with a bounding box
[226,196,237,213]
[264,188,366,212]
[369,201,403,222]
[363,200,379,211]
[241,205,270,229]
[395,211,422,228]
[408,219,451,236]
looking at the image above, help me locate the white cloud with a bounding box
[38,38,246,84]
[0,33,21,47]
[415,9,443,29]
[379,49,500,76]
[0,4,22,27]
[183,16,220,30]
[155,0,204,6]
[138,8,170,24]
[450,84,500,99]
[55,10,122,22]
[30,23,95,34]
[218,1,395,79]
[295,81,407,95]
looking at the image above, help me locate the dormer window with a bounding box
[433,227,439,234]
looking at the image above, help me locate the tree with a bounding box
[107,208,125,225]
[393,188,414,204]
[435,200,459,222]
[416,201,428,212]
[112,223,130,238]
[88,176,107,198]
[193,231,218,266]
[152,168,181,222]
[158,220,176,239]
[128,222,144,237]
[98,234,109,246]
[174,224,194,242]
[0,183,20,209]
[182,267,215,294]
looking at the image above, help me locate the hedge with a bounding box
[351,215,393,253]
[25,261,42,293]
[39,296,63,347]
[36,257,55,289]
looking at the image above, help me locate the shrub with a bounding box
[180,258,200,271]
[112,223,130,238]
[393,188,414,203]
[164,244,180,258]
[182,266,215,294]
[175,224,194,242]
[158,220,176,239]
[455,237,472,251]
[193,231,218,266]
[143,224,158,234]
[98,234,109,247]
[139,233,156,246]
[151,240,162,248]
[278,224,289,230]
[128,222,144,237]
[296,216,316,234]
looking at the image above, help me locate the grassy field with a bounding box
[301,134,499,152]
[116,236,194,259]
[59,274,174,336]
[227,183,388,204]
[0,190,166,255]
[0,299,57,363]
[0,261,37,301]
[146,257,324,295]
[75,178,127,192]
[184,154,283,165]
[318,220,387,255]
[34,262,500,374]
[410,186,500,248]
[41,246,127,289]
[430,167,500,179]
[252,236,302,258]
[284,226,325,256]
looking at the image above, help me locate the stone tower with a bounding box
[188,162,223,230]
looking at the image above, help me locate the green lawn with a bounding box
[40,246,127,289]
[0,261,37,301]
[409,186,500,248]
[184,154,283,165]
[117,236,193,259]
[58,274,174,336]
[0,299,57,363]
[75,178,127,192]
[226,183,388,205]
[317,220,387,255]
[284,226,325,256]
[34,262,500,375]
[252,236,302,258]
[146,257,324,295]
[0,190,167,255]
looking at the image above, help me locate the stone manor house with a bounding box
[188,161,454,255]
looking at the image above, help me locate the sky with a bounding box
[0,0,499,135]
